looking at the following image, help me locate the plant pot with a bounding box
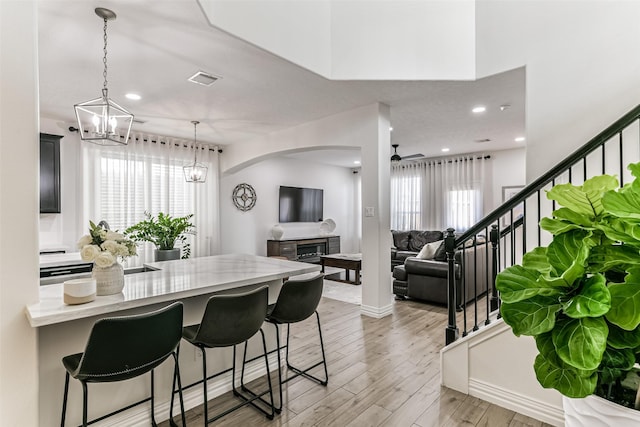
[563,395,640,426]
[154,248,180,261]
[92,262,124,296]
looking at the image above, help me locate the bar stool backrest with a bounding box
[269,273,324,324]
[74,302,184,382]
[193,286,269,347]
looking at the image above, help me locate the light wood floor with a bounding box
[161,296,553,427]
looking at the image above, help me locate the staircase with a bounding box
[440,104,640,426]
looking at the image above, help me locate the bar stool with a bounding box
[180,285,274,424]
[265,273,328,412]
[60,302,186,427]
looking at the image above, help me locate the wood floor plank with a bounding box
[159,285,558,427]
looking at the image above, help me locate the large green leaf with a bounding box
[562,274,611,319]
[606,270,640,330]
[544,231,592,287]
[589,244,640,272]
[547,175,618,218]
[599,347,636,384]
[539,218,586,236]
[521,247,552,275]
[553,207,597,227]
[534,353,598,398]
[596,217,640,244]
[500,296,562,336]
[602,184,640,220]
[607,323,640,349]
[496,265,563,303]
[552,317,608,371]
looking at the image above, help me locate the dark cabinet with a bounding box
[267,236,340,263]
[40,133,62,213]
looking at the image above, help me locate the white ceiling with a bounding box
[38,0,525,168]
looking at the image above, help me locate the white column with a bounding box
[0,1,40,425]
[360,103,392,318]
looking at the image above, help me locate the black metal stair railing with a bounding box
[444,104,640,345]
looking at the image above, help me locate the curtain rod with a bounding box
[396,154,491,167]
[70,126,219,152]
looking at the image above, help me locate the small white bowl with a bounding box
[63,278,97,305]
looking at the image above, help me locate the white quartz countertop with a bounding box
[26,254,321,327]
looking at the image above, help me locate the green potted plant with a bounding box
[496,162,640,425]
[125,212,195,261]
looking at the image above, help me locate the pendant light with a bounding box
[74,8,133,146]
[183,121,208,183]
[391,144,402,165]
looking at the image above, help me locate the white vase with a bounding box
[271,224,284,240]
[563,395,640,427]
[92,262,125,296]
[319,218,336,235]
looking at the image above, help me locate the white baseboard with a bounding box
[96,352,280,426]
[360,303,393,318]
[469,378,565,427]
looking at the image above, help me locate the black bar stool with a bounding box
[264,273,328,412]
[179,285,274,424]
[60,302,186,427]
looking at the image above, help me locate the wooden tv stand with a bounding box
[267,236,340,264]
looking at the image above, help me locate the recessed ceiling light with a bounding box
[515,136,526,142]
[500,104,511,111]
[472,106,486,114]
[188,71,221,87]
[389,126,393,132]
[441,148,450,152]
[125,93,141,100]
[353,160,361,165]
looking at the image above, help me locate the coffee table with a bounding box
[320,253,362,285]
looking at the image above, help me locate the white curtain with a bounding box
[81,132,220,267]
[391,155,488,232]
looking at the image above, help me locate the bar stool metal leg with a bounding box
[285,311,328,385]
[169,348,187,427]
[238,329,276,418]
[60,372,70,427]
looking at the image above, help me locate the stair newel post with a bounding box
[490,224,500,313]
[445,228,459,345]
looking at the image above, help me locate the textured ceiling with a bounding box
[38,0,525,167]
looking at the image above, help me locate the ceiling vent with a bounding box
[188,71,220,87]
[132,118,147,124]
[474,138,492,143]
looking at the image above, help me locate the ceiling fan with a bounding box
[391,144,424,162]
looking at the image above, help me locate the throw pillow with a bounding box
[434,241,447,261]
[417,240,443,260]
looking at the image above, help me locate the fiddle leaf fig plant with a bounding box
[125,212,195,259]
[496,162,640,408]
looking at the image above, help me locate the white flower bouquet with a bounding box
[78,221,137,267]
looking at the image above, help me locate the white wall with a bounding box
[220,156,359,256]
[38,117,82,252]
[199,0,476,80]
[490,147,526,211]
[476,0,640,182]
[0,2,39,425]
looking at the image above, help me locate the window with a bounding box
[447,188,482,232]
[83,137,219,266]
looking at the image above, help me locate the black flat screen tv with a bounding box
[279,186,323,223]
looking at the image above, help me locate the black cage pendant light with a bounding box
[74,8,133,146]
[183,121,208,183]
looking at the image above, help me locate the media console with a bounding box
[267,235,340,264]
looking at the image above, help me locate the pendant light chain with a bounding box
[193,121,199,163]
[102,17,108,90]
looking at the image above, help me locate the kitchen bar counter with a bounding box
[27,254,320,327]
[30,254,321,426]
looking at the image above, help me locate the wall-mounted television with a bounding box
[279,186,323,223]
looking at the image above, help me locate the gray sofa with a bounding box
[392,237,491,307]
[391,230,444,269]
